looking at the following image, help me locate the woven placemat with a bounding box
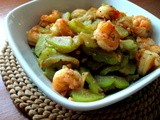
[0,42,160,120]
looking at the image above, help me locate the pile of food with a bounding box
[27,4,160,102]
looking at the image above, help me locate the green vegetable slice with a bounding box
[119,62,136,75]
[95,75,129,89]
[40,54,79,68]
[115,25,129,39]
[38,47,57,63]
[120,55,129,67]
[43,67,55,81]
[95,76,115,88]
[38,47,79,68]
[92,52,121,65]
[62,12,71,20]
[46,36,83,53]
[120,39,138,52]
[70,88,104,102]
[35,34,48,56]
[80,67,102,94]
[114,77,129,89]
[82,47,122,65]
[79,32,98,48]
[68,19,95,34]
[126,74,139,82]
[100,66,120,75]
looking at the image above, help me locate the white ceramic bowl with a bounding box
[5,0,160,111]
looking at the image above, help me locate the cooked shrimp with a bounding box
[39,10,61,27]
[52,66,83,96]
[137,50,159,75]
[136,37,160,54]
[27,25,42,46]
[96,4,120,20]
[93,20,120,51]
[50,18,75,36]
[149,45,160,54]
[154,56,160,67]
[132,15,152,37]
[136,37,156,49]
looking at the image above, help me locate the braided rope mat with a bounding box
[0,43,160,120]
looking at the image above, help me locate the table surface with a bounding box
[0,0,160,119]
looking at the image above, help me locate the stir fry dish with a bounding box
[27,4,160,102]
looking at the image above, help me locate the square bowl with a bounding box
[5,0,160,111]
